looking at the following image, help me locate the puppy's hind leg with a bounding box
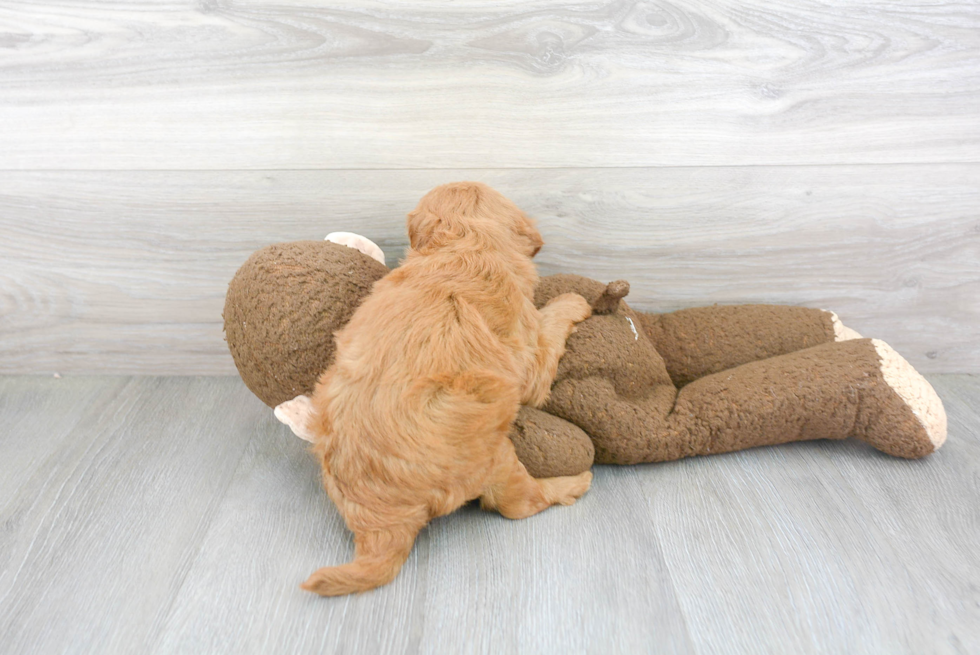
[480,440,592,520]
[302,523,421,597]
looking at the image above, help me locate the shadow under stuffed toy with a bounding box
[224,233,946,479]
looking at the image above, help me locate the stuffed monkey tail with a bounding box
[592,280,630,314]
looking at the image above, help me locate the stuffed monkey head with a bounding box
[223,236,388,408]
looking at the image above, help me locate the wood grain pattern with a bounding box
[2,166,977,374]
[0,376,128,504]
[1,1,978,169]
[2,0,977,649]
[0,377,261,655]
[0,375,977,654]
[632,430,980,654]
[152,404,695,654]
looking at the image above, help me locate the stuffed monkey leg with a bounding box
[545,339,945,464]
[637,305,861,387]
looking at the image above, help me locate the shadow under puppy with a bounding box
[278,182,594,596]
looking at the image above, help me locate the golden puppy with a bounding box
[281,182,593,596]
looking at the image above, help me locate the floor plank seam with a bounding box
[142,401,263,654]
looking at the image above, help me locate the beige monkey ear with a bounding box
[325,232,386,265]
[274,395,318,443]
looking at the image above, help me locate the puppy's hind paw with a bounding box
[549,470,593,506]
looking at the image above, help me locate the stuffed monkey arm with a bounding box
[636,305,862,387]
[534,274,630,315]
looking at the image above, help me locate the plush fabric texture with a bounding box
[547,337,938,464]
[510,406,595,478]
[225,246,945,473]
[223,241,388,407]
[533,274,942,465]
[639,304,837,387]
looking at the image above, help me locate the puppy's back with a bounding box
[313,261,523,508]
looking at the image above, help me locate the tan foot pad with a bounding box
[872,339,947,449]
[828,311,863,341]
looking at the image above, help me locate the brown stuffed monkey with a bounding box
[224,235,947,478]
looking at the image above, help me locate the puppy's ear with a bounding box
[407,208,455,253]
[516,215,544,257]
[407,183,482,253]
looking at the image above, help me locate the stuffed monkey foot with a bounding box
[681,338,947,459]
[827,311,863,341]
[862,339,946,455]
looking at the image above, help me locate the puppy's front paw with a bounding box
[547,293,592,324]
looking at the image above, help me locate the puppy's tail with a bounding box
[302,370,516,597]
[301,527,418,597]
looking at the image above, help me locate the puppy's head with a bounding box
[407,182,543,258]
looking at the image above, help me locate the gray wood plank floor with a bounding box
[1,375,977,654]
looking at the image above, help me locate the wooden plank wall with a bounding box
[1,1,978,374]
